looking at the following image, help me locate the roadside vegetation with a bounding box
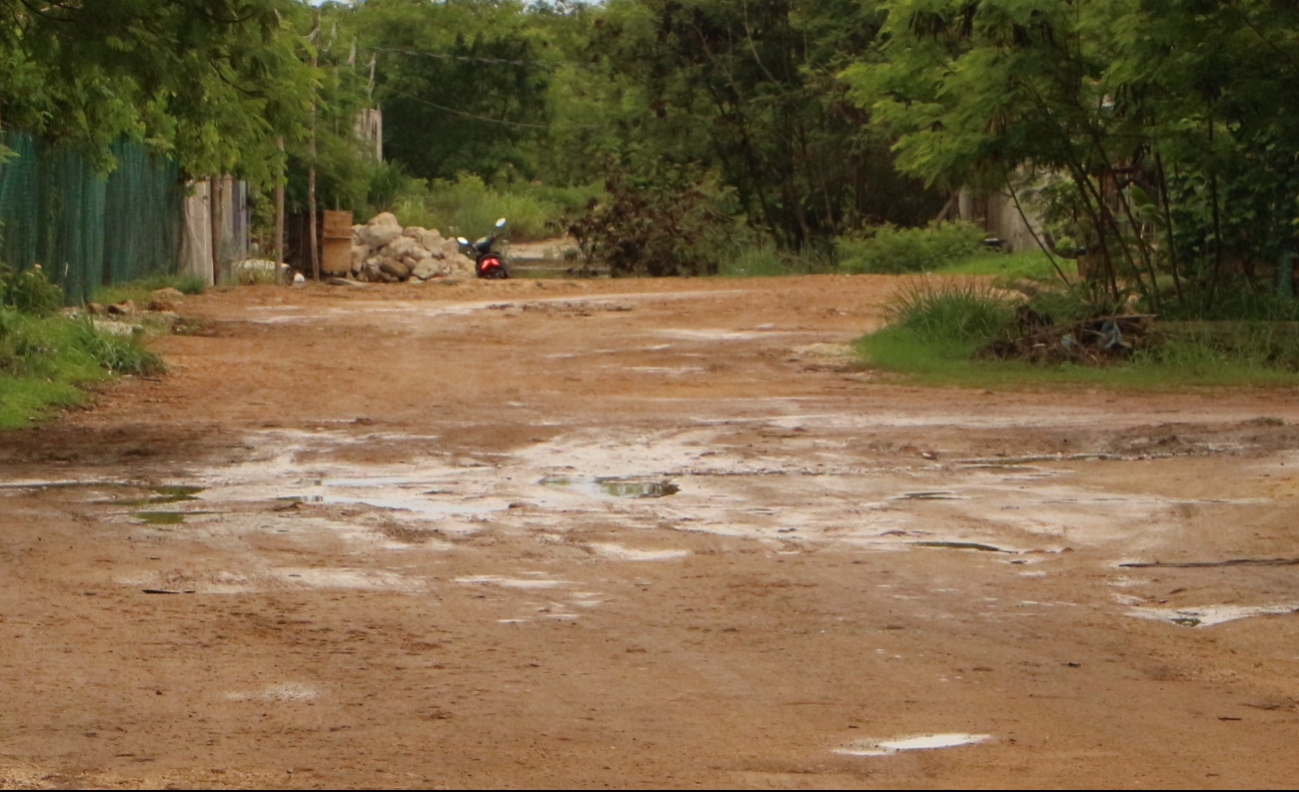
[0,266,163,428]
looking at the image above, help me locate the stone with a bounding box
[148,287,184,313]
[358,212,402,248]
[402,225,427,239]
[440,239,462,259]
[107,300,137,317]
[417,229,445,252]
[380,236,419,261]
[411,257,446,281]
[379,259,412,280]
[351,244,370,271]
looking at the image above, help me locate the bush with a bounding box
[569,164,737,277]
[1,264,64,316]
[839,221,988,274]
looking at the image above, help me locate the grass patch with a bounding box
[856,278,1299,389]
[0,310,164,428]
[936,249,1067,280]
[93,272,206,306]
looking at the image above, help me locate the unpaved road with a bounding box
[3,275,1299,789]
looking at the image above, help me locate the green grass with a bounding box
[0,310,164,428]
[856,277,1299,389]
[92,272,206,306]
[936,249,1069,280]
[856,326,1299,389]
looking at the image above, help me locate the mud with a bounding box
[2,275,1299,788]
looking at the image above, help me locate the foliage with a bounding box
[844,0,1299,315]
[385,173,597,242]
[569,163,737,277]
[584,0,942,252]
[839,222,986,274]
[0,1,314,189]
[0,264,64,317]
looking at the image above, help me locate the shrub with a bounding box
[1,264,64,316]
[839,221,987,274]
[569,164,737,277]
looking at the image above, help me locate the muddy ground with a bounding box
[2,275,1299,789]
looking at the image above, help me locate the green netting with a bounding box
[0,132,183,303]
[104,139,183,284]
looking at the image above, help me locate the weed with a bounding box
[93,273,206,305]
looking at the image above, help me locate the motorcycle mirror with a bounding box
[495,218,507,229]
[457,237,470,245]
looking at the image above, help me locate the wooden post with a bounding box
[308,11,321,281]
[274,135,285,282]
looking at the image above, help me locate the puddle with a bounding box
[455,575,569,590]
[898,491,960,501]
[590,543,690,561]
[1127,603,1299,628]
[834,733,991,757]
[133,511,188,526]
[540,476,679,499]
[912,541,1005,553]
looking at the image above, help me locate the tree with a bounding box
[0,0,314,188]
[845,0,1299,312]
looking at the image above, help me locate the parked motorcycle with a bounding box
[458,218,511,279]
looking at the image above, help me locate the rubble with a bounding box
[341,213,477,284]
[981,312,1154,364]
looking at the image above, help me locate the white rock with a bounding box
[381,236,419,260]
[417,230,445,252]
[402,225,426,239]
[359,212,402,248]
[411,257,446,280]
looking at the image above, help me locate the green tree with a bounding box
[846,0,1299,312]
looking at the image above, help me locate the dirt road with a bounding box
[2,275,1299,789]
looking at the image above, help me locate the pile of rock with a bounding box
[349,213,476,283]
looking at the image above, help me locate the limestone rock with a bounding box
[379,259,412,280]
[411,257,446,281]
[358,212,402,248]
[380,236,419,261]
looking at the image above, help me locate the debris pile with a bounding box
[348,212,477,283]
[982,306,1153,364]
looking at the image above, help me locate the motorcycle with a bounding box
[458,218,511,279]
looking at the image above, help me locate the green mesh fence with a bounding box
[0,133,183,303]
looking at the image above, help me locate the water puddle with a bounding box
[133,511,187,526]
[1127,603,1299,628]
[897,491,960,501]
[834,733,991,757]
[455,575,570,590]
[540,476,679,499]
[590,543,690,562]
[912,541,1005,553]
